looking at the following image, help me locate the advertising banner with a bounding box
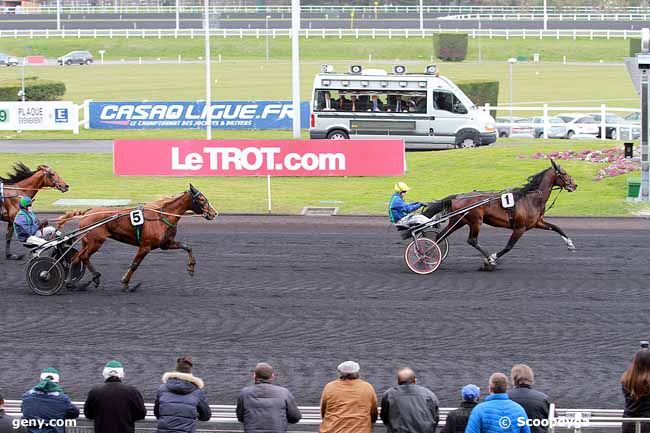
[114,139,405,177]
[0,101,76,131]
[90,101,310,129]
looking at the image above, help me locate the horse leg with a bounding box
[535,219,576,251]
[66,238,105,290]
[495,228,526,262]
[465,220,495,270]
[161,241,196,277]
[121,246,151,292]
[5,224,24,260]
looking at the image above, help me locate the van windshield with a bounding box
[432,91,467,114]
[314,89,427,113]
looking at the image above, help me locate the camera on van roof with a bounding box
[320,64,334,73]
[425,65,438,75]
[393,65,407,74]
[349,65,363,74]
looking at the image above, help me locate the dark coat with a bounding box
[622,386,650,433]
[84,378,147,433]
[380,383,439,433]
[508,385,551,433]
[236,380,301,433]
[441,401,478,433]
[154,372,211,433]
[21,388,79,433]
[0,409,27,433]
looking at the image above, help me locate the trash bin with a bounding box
[627,177,641,199]
[624,142,634,159]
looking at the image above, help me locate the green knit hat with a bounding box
[40,367,60,383]
[103,360,125,380]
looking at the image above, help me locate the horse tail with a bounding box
[422,195,456,218]
[56,208,91,229]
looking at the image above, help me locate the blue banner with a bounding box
[89,101,310,130]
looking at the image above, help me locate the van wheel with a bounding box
[65,59,72,66]
[499,131,508,138]
[327,130,349,140]
[566,130,575,139]
[455,130,480,148]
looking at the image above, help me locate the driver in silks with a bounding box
[13,196,59,242]
[388,182,430,227]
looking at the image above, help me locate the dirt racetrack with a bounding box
[0,215,649,409]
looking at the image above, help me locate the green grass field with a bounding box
[0,36,634,63]
[1,140,645,217]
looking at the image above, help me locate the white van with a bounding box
[309,64,497,149]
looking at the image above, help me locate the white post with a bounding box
[543,0,548,31]
[543,103,549,139]
[419,0,424,32]
[600,103,606,141]
[175,0,180,31]
[83,99,92,129]
[291,0,301,139]
[267,175,272,212]
[56,0,61,31]
[478,21,482,63]
[21,57,25,102]
[204,0,212,140]
[266,15,271,61]
[508,58,516,134]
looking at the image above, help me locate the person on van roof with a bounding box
[388,182,429,227]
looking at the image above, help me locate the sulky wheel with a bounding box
[404,238,443,275]
[423,230,449,262]
[26,256,66,296]
[50,247,85,283]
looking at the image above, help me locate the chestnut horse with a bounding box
[56,184,217,292]
[0,163,69,260]
[423,159,578,270]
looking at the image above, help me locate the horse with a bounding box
[422,159,578,271]
[0,163,70,260]
[56,184,217,292]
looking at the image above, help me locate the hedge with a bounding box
[0,77,66,101]
[630,38,642,57]
[457,80,499,119]
[433,33,468,62]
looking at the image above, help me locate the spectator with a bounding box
[389,95,408,113]
[508,364,550,433]
[320,361,377,433]
[236,362,301,433]
[441,384,480,433]
[154,356,211,433]
[621,349,650,433]
[335,95,349,111]
[380,367,439,433]
[320,91,334,111]
[84,360,146,433]
[465,373,530,433]
[0,389,26,433]
[369,95,384,112]
[21,368,79,433]
[349,95,360,112]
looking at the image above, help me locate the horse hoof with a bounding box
[479,263,497,272]
[129,283,141,293]
[92,273,101,288]
[6,253,24,260]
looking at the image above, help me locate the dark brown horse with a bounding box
[423,159,577,270]
[0,163,69,260]
[56,184,217,292]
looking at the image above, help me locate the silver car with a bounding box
[530,116,568,139]
[0,53,19,67]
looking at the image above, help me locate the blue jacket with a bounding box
[465,393,531,433]
[13,209,40,242]
[21,388,80,433]
[154,372,211,433]
[388,192,423,223]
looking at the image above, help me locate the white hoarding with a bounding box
[0,101,78,132]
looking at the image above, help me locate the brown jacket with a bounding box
[320,378,378,433]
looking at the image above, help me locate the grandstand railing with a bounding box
[4,400,649,432]
[0,28,644,40]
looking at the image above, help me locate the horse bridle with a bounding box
[189,189,214,218]
[553,167,573,191]
[40,166,66,191]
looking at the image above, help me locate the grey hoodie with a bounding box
[154,372,211,433]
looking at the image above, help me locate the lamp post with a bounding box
[265,15,271,61]
[507,57,517,135]
[419,0,424,32]
[204,0,212,140]
[291,0,301,139]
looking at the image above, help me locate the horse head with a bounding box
[37,165,69,193]
[188,184,217,220]
[549,159,577,192]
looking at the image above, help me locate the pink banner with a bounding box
[113,139,405,177]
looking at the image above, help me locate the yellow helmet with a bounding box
[394,182,411,193]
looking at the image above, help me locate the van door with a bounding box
[430,90,472,146]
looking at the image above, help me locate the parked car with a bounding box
[530,116,568,139]
[0,53,19,67]
[557,113,599,139]
[589,113,625,139]
[496,116,524,138]
[57,50,93,66]
[621,112,641,139]
[510,118,536,138]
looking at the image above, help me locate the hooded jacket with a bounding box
[236,380,301,433]
[465,393,531,433]
[380,383,439,433]
[154,372,211,433]
[84,377,147,433]
[21,380,79,433]
[13,209,40,242]
[441,401,478,433]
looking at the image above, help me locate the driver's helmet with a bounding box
[394,182,411,193]
[19,196,32,209]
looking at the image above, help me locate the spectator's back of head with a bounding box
[462,384,480,402]
[254,363,274,382]
[489,373,508,394]
[621,348,650,399]
[337,361,360,380]
[511,364,535,387]
[396,368,416,385]
[176,356,193,374]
